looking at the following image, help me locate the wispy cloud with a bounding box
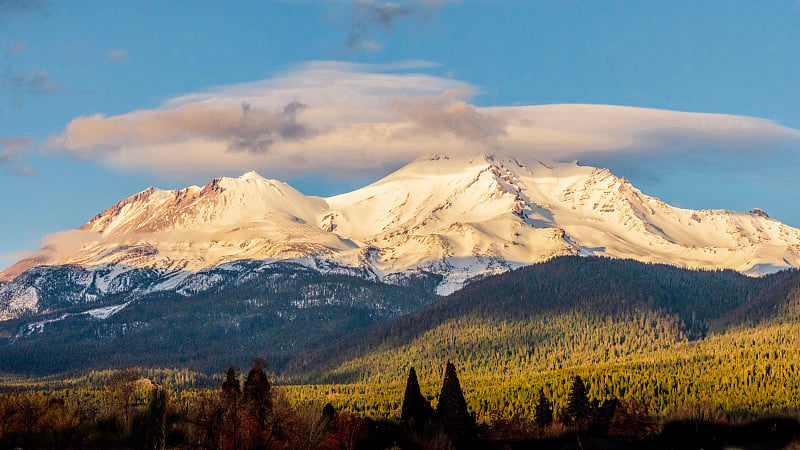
[0,136,35,177]
[53,99,316,157]
[1,2,52,108]
[351,38,382,52]
[0,0,45,22]
[346,0,453,51]
[1,70,61,100]
[1,230,100,272]
[106,49,126,61]
[391,87,507,144]
[48,61,800,179]
[26,70,59,94]
[355,1,413,29]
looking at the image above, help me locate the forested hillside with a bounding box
[282,257,800,421]
[3,256,800,425]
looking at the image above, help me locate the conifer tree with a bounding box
[220,366,241,449]
[566,375,591,427]
[401,367,425,421]
[401,367,434,435]
[322,403,336,423]
[534,388,553,428]
[222,366,241,396]
[243,358,272,426]
[436,362,475,442]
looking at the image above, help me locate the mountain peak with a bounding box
[8,156,800,298]
[215,171,287,191]
[239,170,265,181]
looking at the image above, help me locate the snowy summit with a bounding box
[2,154,800,318]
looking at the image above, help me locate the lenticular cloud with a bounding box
[50,61,800,178]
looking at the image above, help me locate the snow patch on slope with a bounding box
[83,301,131,320]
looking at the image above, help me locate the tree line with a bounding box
[3,360,798,449]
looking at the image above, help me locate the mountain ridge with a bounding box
[3,154,800,320]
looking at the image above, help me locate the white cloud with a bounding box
[40,230,102,258]
[50,61,800,178]
[0,136,35,177]
[1,230,102,273]
[55,100,313,155]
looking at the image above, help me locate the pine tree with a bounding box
[322,403,336,423]
[220,366,241,449]
[239,359,273,448]
[243,358,272,425]
[222,366,241,396]
[436,362,475,442]
[401,367,424,421]
[534,388,553,428]
[566,375,591,427]
[401,367,434,435]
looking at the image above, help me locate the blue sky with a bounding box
[1,0,800,266]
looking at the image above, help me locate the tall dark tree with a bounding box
[534,388,553,428]
[145,386,167,450]
[222,366,241,396]
[220,366,241,449]
[243,358,272,425]
[322,403,336,423]
[566,375,591,427]
[401,367,425,421]
[401,367,434,435]
[436,362,475,442]
[241,358,273,448]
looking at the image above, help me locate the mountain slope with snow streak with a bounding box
[2,154,800,319]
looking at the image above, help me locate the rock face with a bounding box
[3,154,800,320]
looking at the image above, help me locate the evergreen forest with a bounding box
[2,256,800,448]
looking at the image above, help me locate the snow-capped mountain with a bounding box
[3,154,800,320]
